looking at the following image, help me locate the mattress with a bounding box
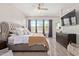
[8,44,48,52]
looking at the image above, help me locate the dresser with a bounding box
[56,32,76,48]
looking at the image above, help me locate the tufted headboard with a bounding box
[1,22,9,41]
[7,22,23,33]
[0,22,23,41]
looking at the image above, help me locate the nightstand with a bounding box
[0,41,7,50]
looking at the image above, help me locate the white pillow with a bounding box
[15,28,24,35]
[15,27,31,35]
[1,50,13,56]
[23,28,31,35]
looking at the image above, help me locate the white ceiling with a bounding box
[9,3,79,17]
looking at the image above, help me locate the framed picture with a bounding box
[63,18,70,26]
[71,17,76,25]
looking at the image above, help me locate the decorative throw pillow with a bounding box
[14,27,31,35]
[23,28,31,35]
[15,28,24,35]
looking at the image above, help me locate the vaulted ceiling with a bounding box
[1,3,79,17]
[11,3,62,17]
[10,3,79,17]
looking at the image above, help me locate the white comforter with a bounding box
[8,34,30,45]
[8,33,44,45]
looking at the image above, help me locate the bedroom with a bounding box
[0,3,56,56]
[1,3,79,56]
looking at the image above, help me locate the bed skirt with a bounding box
[8,44,49,52]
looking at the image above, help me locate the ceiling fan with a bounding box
[37,3,48,10]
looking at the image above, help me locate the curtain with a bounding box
[49,20,52,37]
[28,20,31,31]
[43,20,45,35]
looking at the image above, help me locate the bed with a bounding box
[0,22,49,52]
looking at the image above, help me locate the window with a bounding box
[44,20,49,34]
[37,20,43,33]
[27,19,52,37]
[31,20,36,33]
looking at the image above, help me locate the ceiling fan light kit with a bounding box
[37,3,48,10]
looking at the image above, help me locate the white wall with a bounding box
[0,4,26,26]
